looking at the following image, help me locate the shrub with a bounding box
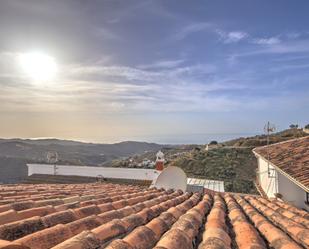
[209,140,218,145]
[289,124,299,129]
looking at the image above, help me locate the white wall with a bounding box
[277,171,309,211]
[257,157,308,211]
[257,157,278,198]
[27,164,160,181]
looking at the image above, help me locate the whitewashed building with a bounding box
[253,136,309,211]
[27,164,160,181]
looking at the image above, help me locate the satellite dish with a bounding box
[153,166,187,192]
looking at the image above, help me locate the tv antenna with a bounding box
[47,151,59,175]
[264,121,276,147]
[264,122,276,177]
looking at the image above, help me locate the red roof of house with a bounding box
[253,136,309,191]
[0,182,308,249]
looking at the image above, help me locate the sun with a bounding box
[19,52,58,81]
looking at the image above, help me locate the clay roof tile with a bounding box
[123,226,157,248]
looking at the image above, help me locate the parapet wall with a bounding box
[27,164,160,181]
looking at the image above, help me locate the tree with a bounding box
[289,124,299,129]
[305,124,309,129]
[209,140,218,145]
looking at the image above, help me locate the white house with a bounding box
[253,136,309,211]
[27,164,160,181]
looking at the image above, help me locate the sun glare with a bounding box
[19,52,58,81]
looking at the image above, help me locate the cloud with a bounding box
[0,51,253,114]
[228,39,309,59]
[252,37,281,45]
[68,63,217,84]
[216,30,248,43]
[138,59,185,69]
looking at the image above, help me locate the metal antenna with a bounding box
[263,122,276,177]
[47,151,59,175]
[264,121,276,147]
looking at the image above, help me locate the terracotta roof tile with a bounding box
[65,215,102,235]
[272,199,309,219]
[245,196,309,248]
[199,195,231,249]
[15,224,73,249]
[0,182,307,249]
[18,206,55,220]
[0,216,45,241]
[0,239,29,249]
[51,231,100,249]
[41,210,78,228]
[254,136,309,189]
[224,194,266,249]
[235,195,303,249]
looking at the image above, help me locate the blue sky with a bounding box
[0,0,308,143]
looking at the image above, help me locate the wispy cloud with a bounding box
[0,51,256,114]
[252,37,281,45]
[137,59,185,69]
[227,39,309,60]
[216,30,305,46]
[216,30,248,43]
[68,63,217,84]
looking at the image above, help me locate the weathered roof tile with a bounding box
[0,182,307,249]
[254,136,309,189]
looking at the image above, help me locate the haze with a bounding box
[0,0,308,144]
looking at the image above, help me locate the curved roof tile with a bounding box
[0,182,307,249]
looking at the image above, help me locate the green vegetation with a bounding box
[209,140,218,145]
[170,128,308,193]
[289,124,299,129]
[223,128,307,147]
[169,147,257,194]
[112,128,308,194]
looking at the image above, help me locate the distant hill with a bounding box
[109,128,308,194]
[222,128,308,147]
[1,128,307,186]
[0,139,163,183]
[170,128,308,193]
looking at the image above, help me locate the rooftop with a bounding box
[253,136,309,190]
[0,182,308,249]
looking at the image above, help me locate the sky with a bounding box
[0,0,308,144]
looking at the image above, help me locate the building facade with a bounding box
[253,136,309,211]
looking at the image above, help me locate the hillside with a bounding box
[169,147,257,193]
[0,128,307,187]
[169,128,308,193]
[110,128,308,194]
[0,139,163,183]
[223,128,307,147]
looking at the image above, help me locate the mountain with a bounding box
[0,139,163,183]
[1,128,307,186]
